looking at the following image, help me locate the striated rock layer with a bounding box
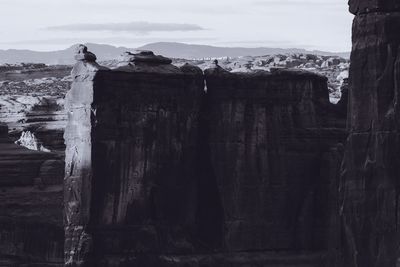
[0,123,64,266]
[64,46,347,266]
[340,1,400,266]
[0,65,71,154]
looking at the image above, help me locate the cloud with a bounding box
[252,0,343,6]
[45,21,206,33]
[0,37,216,46]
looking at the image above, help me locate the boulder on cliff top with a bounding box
[114,50,182,74]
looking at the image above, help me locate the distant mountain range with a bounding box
[0,42,350,65]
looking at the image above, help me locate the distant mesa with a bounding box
[0,42,350,65]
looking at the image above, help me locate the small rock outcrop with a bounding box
[15,130,51,152]
[0,123,64,266]
[340,1,400,266]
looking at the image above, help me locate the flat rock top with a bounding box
[349,0,400,14]
[205,65,326,81]
[112,51,196,74]
[120,50,172,65]
[112,63,182,74]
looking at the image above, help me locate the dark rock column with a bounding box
[341,1,400,266]
[204,65,346,261]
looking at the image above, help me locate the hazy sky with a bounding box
[0,0,353,52]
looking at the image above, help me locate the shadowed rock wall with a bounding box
[0,123,64,266]
[340,1,400,266]
[204,66,346,261]
[64,46,347,267]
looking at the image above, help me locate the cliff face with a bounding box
[340,2,400,266]
[64,48,205,266]
[0,123,64,266]
[203,66,346,258]
[63,47,347,267]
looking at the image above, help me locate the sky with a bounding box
[0,0,353,52]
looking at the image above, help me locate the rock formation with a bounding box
[6,1,400,265]
[203,66,346,264]
[0,123,64,266]
[63,45,347,266]
[64,46,204,266]
[340,1,400,266]
[15,130,51,152]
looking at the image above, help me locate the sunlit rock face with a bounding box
[340,2,400,266]
[15,130,51,152]
[0,123,64,266]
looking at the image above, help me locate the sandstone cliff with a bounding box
[62,46,347,267]
[201,65,346,266]
[340,1,400,266]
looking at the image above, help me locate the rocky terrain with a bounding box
[0,42,350,65]
[2,0,400,265]
[0,64,70,154]
[0,53,348,157]
[174,54,349,103]
[0,38,372,267]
